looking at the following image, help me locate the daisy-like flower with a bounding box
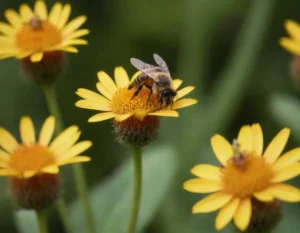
[75,67,197,146]
[184,124,300,231]
[280,19,300,55]
[0,0,89,62]
[0,116,91,209]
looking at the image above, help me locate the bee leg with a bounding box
[131,84,144,100]
[145,84,153,104]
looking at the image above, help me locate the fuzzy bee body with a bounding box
[129,54,177,107]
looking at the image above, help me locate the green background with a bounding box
[1,0,300,232]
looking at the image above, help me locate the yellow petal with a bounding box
[192,192,232,213]
[23,170,36,178]
[58,141,92,161]
[190,164,221,180]
[272,147,300,171]
[5,9,22,29]
[76,88,111,107]
[0,150,9,161]
[115,67,130,88]
[50,126,79,151]
[215,198,240,231]
[57,4,71,28]
[75,100,111,111]
[285,20,300,41]
[0,22,16,36]
[19,4,33,22]
[279,38,300,55]
[211,135,233,166]
[0,128,18,153]
[233,198,251,232]
[60,46,78,53]
[88,112,116,122]
[183,178,223,193]
[176,86,195,100]
[65,29,89,40]
[97,71,117,93]
[0,169,18,176]
[48,2,62,25]
[271,162,300,183]
[149,109,179,117]
[268,183,300,202]
[63,16,87,36]
[251,123,263,156]
[172,98,197,110]
[237,125,252,152]
[41,165,59,174]
[20,116,36,145]
[59,39,87,47]
[263,128,290,165]
[96,82,113,100]
[34,0,48,20]
[130,71,141,83]
[115,113,132,122]
[30,52,44,62]
[39,116,55,146]
[53,131,81,155]
[172,79,183,90]
[58,156,91,166]
[254,189,274,202]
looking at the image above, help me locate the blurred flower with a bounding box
[75,67,197,146]
[0,0,89,62]
[0,116,91,209]
[184,124,300,231]
[280,20,300,55]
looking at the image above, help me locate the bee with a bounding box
[129,53,177,108]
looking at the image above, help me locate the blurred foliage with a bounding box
[1,0,300,233]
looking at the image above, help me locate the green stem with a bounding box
[128,146,142,233]
[42,84,96,233]
[36,210,48,233]
[55,198,74,233]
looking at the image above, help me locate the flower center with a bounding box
[111,87,161,120]
[16,16,62,52]
[9,144,56,172]
[221,153,274,198]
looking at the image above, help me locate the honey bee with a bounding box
[129,53,177,108]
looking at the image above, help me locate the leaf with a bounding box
[70,146,177,233]
[14,210,38,233]
[269,94,300,142]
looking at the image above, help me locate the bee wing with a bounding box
[130,57,157,79]
[153,53,170,75]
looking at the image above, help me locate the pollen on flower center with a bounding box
[16,16,62,51]
[111,87,161,118]
[222,153,274,198]
[9,144,55,172]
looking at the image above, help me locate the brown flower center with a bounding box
[16,16,62,51]
[222,153,274,198]
[111,87,161,120]
[9,144,56,172]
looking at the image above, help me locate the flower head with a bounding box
[0,0,89,62]
[0,116,91,209]
[184,124,300,231]
[75,66,197,146]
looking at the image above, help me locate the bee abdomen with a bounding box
[128,73,147,89]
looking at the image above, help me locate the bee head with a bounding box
[161,88,177,106]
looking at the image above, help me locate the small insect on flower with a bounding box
[129,54,177,108]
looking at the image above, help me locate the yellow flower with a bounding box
[280,19,300,55]
[0,0,89,62]
[0,116,91,178]
[75,66,197,122]
[184,124,300,231]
